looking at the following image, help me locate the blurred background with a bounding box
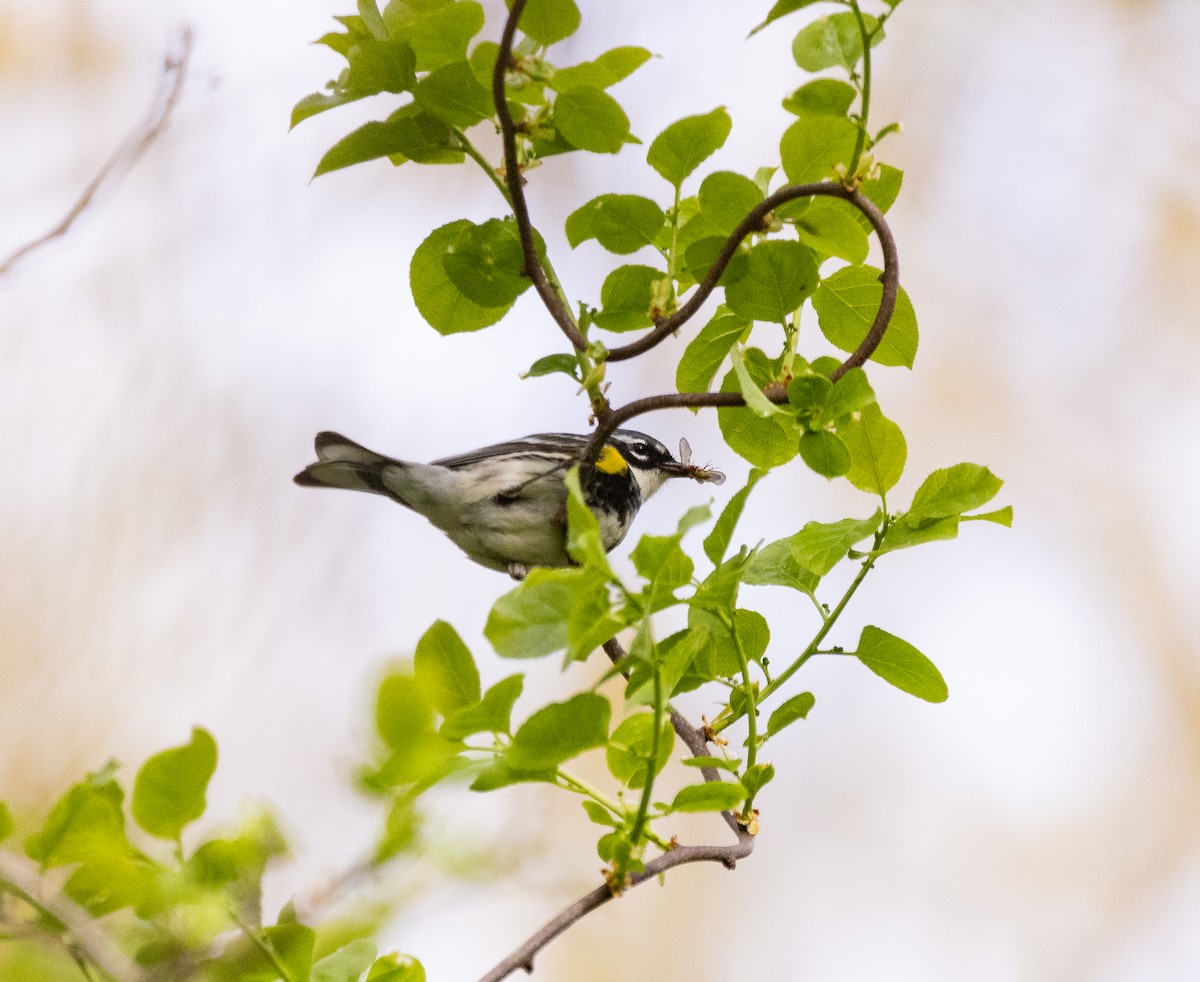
[3,0,1199,978]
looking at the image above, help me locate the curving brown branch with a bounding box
[0,28,193,279]
[492,0,588,353]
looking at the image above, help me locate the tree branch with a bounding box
[492,0,588,353]
[0,851,146,982]
[0,27,193,279]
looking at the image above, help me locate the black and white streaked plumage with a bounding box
[294,430,721,578]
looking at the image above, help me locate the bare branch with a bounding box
[492,1,588,353]
[0,27,194,279]
[0,851,147,982]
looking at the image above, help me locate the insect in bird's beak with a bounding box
[672,437,726,485]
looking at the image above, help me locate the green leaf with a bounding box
[908,464,1003,520]
[606,713,675,789]
[485,568,576,659]
[512,0,581,45]
[376,675,435,752]
[408,2,485,71]
[0,802,10,843]
[550,46,652,92]
[314,109,463,177]
[743,539,819,594]
[965,505,1014,527]
[792,197,870,264]
[704,468,767,565]
[697,171,764,235]
[314,939,378,982]
[251,925,316,982]
[814,265,917,368]
[787,374,832,424]
[767,692,815,735]
[25,765,122,867]
[855,164,904,228]
[442,217,532,307]
[717,351,800,469]
[469,759,556,791]
[784,511,882,575]
[798,430,850,478]
[724,240,819,323]
[506,693,611,769]
[741,762,775,796]
[132,728,217,841]
[367,953,426,981]
[748,0,823,36]
[681,755,741,773]
[689,551,749,619]
[440,674,524,739]
[565,194,666,254]
[839,403,906,495]
[414,620,481,715]
[782,78,857,117]
[413,59,493,128]
[676,310,750,394]
[411,220,514,335]
[631,534,694,608]
[344,38,418,95]
[780,114,860,184]
[821,366,877,423]
[647,107,732,187]
[730,345,788,418]
[555,86,630,153]
[854,625,948,703]
[593,264,668,332]
[564,467,610,573]
[522,353,579,380]
[669,781,746,813]
[792,12,882,72]
[291,90,362,128]
[878,515,960,553]
[581,800,619,827]
[357,0,387,39]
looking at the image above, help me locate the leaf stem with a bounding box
[847,0,872,179]
[628,663,663,847]
[456,127,513,205]
[228,908,297,982]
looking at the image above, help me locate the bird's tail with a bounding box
[293,431,402,499]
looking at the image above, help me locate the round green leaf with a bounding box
[783,78,857,117]
[410,220,514,334]
[724,240,819,323]
[442,218,531,307]
[594,264,668,332]
[132,728,217,841]
[513,0,581,46]
[376,675,435,753]
[555,86,630,153]
[792,12,881,72]
[780,114,860,184]
[647,107,732,187]
[717,355,799,469]
[698,170,764,234]
[506,693,611,769]
[798,429,851,478]
[838,403,907,495]
[565,194,665,254]
[605,713,675,789]
[414,620,480,716]
[813,264,918,368]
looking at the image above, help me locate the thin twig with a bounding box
[0,28,193,279]
[0,851,147,982]
[492,0,587,352]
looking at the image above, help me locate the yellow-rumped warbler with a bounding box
[294,430,723,578]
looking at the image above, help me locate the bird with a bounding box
[294,429,724,578]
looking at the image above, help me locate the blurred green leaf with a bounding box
[606,713,675,789]
[854,625,948,702]
[550,46,652,91]
[780,114,859,184]
[132,728,217,842]
[414,620,481,715]
[291,90,362,128]
[792,12,882,72]
[408,2,485,71]
[782,78,857,117]
[485,568,578,659]
[839,403,906,495]
[469,759,556,791]
[0,802,12,843]
[814,265,918,368]
[440,674,525,739]
[512,0,581,45]
[767,692,815,735]
[555,86,630,153]
[376,675,435,753]
[367,952,426,981]
[413,59,493,128]
[647,107,732,187]
[344,38,417,95]
[410,220,513,336]
[505,693,611,769]
[669,781,745,813]
[314,939,378,982]
[315,108,463,176]
[724,240,818,323]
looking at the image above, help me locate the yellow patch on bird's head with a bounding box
[594,445,629,475]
